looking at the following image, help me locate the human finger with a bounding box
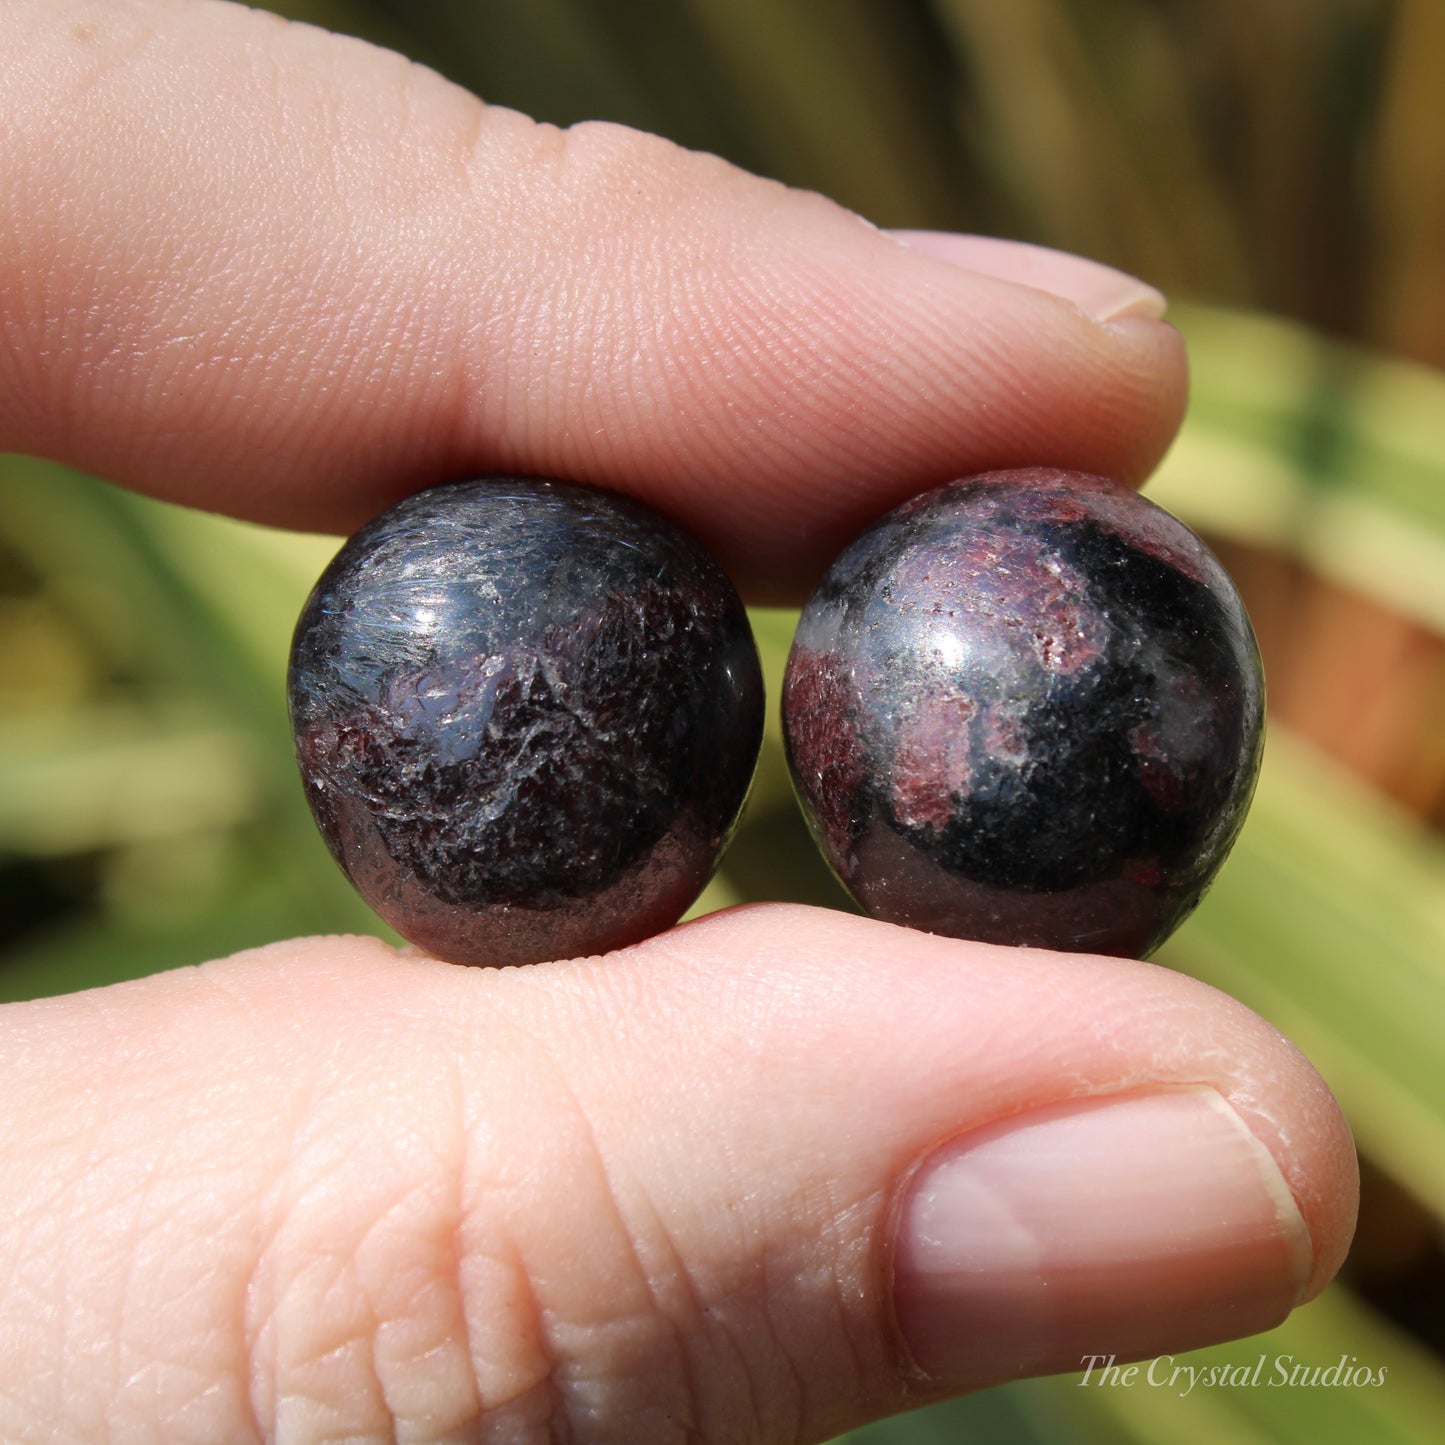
[0,906,1355,1442]
[1,0,1186,600]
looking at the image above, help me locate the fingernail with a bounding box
[893,1088,1312,1386]
[890,230,1167,323]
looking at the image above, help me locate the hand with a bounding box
[0,3,1356,1442]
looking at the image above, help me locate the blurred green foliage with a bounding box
[3,2,1444,1441]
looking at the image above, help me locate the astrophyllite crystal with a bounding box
[290,477,764,966]
[782,468,1265,958]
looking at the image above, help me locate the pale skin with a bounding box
[0,3,1358,1442]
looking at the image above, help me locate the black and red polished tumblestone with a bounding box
[782,468,1265,958]
[291,467,1262,966]
[288,477,764,966]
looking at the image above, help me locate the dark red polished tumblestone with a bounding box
[782,468,1265,958]
[289,477,764,966]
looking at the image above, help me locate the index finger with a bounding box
[1,0,1186,600]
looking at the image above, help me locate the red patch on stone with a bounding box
[890,690,978,833]
[782,648,865,846]
[989,536,1104,675]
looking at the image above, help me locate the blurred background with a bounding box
[2,0,1443,1440]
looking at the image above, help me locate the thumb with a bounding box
[0,907,1356,1442]
[1,0,1184,600]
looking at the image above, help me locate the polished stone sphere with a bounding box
[782,468,1265,957]
[289,477,764,965]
